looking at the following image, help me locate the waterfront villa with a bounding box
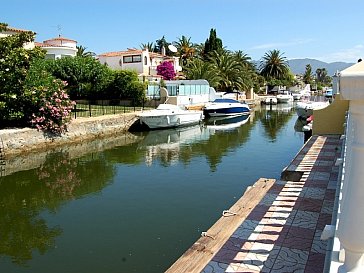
[0,26,35,49]
[1,25,77,59]
[97,48,182,80]
[147,79,219,107]
[35,35,77,59]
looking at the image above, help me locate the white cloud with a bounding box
[251,39,314,50]
[315,45,364,63]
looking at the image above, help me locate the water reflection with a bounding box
[204,114,250,131]
[294,117,309,132]
[258,103,295,141]
[0,104,301,271]
[132,125,209,167]
[0,152,115,265]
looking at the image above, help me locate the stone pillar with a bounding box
[337,61,364,272]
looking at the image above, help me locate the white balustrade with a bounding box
[336,61,364,272]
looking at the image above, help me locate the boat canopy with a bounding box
[213,98,240,103]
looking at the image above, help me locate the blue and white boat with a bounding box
[203,99,250,117]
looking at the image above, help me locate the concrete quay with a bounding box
[167,135,342,273]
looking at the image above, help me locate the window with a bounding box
[123,55,142,63]
[45,54,56,59]
[144,56,148,65]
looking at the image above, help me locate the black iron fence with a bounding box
[72,99,155,119]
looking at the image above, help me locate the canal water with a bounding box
[0,103,304,273]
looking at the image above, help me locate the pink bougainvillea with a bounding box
[156,61,176,80]
[31,81,75,134]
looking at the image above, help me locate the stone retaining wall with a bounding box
[0,113,139,157]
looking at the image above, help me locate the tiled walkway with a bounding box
[201,135,342,273]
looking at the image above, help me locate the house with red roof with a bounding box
[0,26,35,49]
[35,35,77,59]
[1,25,77,59]
[97,48,182,79]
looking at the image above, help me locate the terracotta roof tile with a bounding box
[98,49,144,57]
[35,41,73,48]
[5,26,32,33]
[43,36,77,43]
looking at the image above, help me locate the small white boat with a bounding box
[262,96,278,105]
[292,91,304,101]
[138,104,203,129]
[276,91,293,103]
[296,99,330,118]
[203,99,250,117]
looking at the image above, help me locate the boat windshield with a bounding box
[213,99,239,103]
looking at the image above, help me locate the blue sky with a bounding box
[3,0,364,63]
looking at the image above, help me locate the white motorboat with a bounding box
[276,91,293,103]
[138,104,203,129]
[296,98,330,118]
[203,99,250,117]
[262,96,278,105]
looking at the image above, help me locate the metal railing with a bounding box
[71,99,154,119]
[0,138,5,177]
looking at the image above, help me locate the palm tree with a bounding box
[316,68,328,83]
[76,45,95,57]
[174,35,196,66]
[140,42,155,52]
[209,49,255,92]
[193,43,206,58]
[234,50,255,70]
[183,58,220,88]
[259,49,289,81]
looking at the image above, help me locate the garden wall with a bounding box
[0,113,140,157]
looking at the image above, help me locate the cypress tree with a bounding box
[203,28,223,58]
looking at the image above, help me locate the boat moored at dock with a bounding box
[296,98,330,118]
[138,104,204,129]
[203,99,250,117]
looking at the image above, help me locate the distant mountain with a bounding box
[287,58,354,76]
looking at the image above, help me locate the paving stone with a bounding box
[291,211,320,229]
[201,261,229,273]
[201,136,342,273]
[311,230,327,254]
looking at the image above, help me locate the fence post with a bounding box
[74,104,77,119]
[89,102,91,117]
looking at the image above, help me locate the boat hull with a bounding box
[203,99,250,117]
[139,112,203,129]
[203,107,250,117]
[296,101,330,118]
[262,97,278,105]
[277,95,293,103]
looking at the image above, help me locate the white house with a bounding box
[0,26,35,49]
[35,35,77,59]
[97,48,182,79]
